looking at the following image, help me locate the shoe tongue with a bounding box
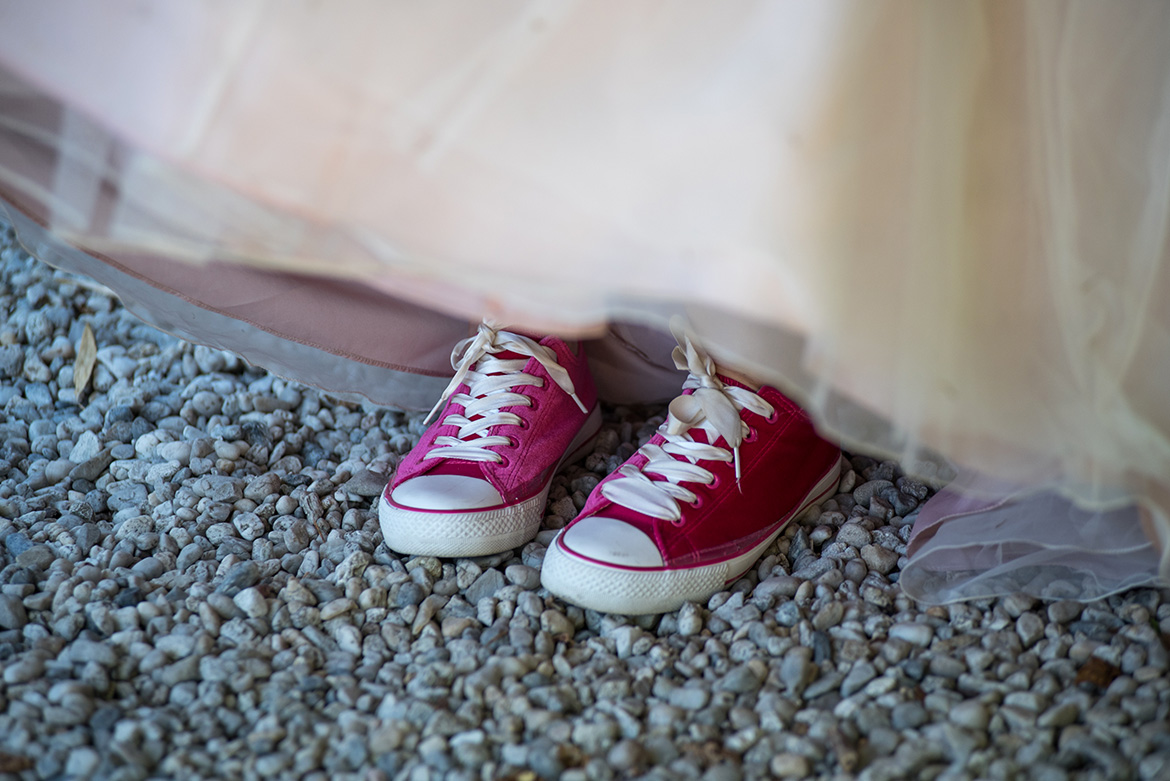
[684,426,716,447]
[504,325,546,341]
[714,373,758,392]
[423,460,485,479]
[487,349,528,363]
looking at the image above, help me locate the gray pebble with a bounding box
[1048,600,1082,624]
[540,609,575,637]
[320,597,356,621]
[606,739,645,773]
[812,601,844,631]
[891,701,929,730]
[466,568,506,604]
[283,520,312,554]
[841,661,877,697]
[1037,702,1080,728]
[233,512,267,542]
[0,242,1164,779]
[71,451,113,481]
[333,550,371,581]
[69,430,102,463]
[340,469,389,497]
[754,575,800,600]
[16,544,54,570]
[131,557,166,579]
[44,457,75,484]
[844,558,869,583]
[1016,611,1045,648]
[65,748,101,777]
[949,701,990,731]
[1139,752,1170,781]
[505,564,541,590]
[3,655,44,684]
[801,670,842,701]
[836,523,872,548]
[719,662,765,693]
[775,601,803,628]
[68,639,116,666]
[854,479,894,505]
[233,587,269,619]
[1001,592,1037,617]
[218,560,260,595]
[190,390,222,416]
[669,686,710,710]
[5,531,33,556]
[0,593,28,629]
[0,344,22,378]
[24,380,53,405]
[861,544,899,575]
[176,542,204,571]
[770,753,810,778]
[1004,691,1049,712]
[611,625,644,659]
[791,557,835,581]
[677,602,705,636]
[396,582,426,607]
[780,649,814,695]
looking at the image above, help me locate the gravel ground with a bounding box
[0,222,1168,780]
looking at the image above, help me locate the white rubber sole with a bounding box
[379,406,602,557]
[541,458,841,614]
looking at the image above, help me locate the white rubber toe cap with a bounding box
[389,474,503,510]
[560,516,665,567]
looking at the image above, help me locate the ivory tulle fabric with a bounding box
[1,0,1168,602]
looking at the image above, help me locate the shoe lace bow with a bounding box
[600,331,774,523]
[422,321,587,463]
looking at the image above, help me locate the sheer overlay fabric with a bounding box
[1,0,1168,602]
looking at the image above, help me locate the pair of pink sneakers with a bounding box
[379,322,840,615]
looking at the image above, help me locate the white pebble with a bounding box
[232,587,268,619]
[215,440,243,460]
[770,753,810,778]
[157,440,192,465]
[889,622,934,647]
[69,431,102,463]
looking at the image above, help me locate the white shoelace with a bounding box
[600,329,774,523]
[422,321,588,463]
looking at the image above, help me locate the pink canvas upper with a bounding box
[391,335,598,505]
[565,381,839,567]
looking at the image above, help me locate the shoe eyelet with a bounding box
[743,428,758,443]
[708,475,721,490]
[688,496,704,509]
[766,411,779,424]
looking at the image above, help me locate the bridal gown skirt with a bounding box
[1,0,1168,603]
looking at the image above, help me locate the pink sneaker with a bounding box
[542,333,840,614]
[379,322,600,557]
